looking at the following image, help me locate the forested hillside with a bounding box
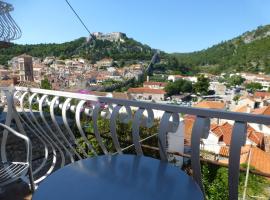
[0,36,154,65]
[2,25,270,75]
[173,25,270,74]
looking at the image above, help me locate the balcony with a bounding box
[0,86,270,199]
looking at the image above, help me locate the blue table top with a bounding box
[33,154,203,200]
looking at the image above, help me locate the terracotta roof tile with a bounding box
[254,91,270,99]
[233,105,250,113]
[247,128,264,146]
[249,147,270,174]
[211,122,233,144]
[183,115,196,145]
[211,123,263,146]
[219,145,251,157]
[252,106,270,115]
[0,79,13,87]
[194,101,225,110]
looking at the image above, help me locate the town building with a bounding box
[92,32,126,42]
[11,54,34,82]
[193,101,226,110]
[168,75,184,82]
[127,87,166,101]
[209,82,227,95]
[96,58,113,68]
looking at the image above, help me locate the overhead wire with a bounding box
[64,0,95,39]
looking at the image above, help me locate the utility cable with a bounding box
[64,0,92,36]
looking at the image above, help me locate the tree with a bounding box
[194,75,210,95]
[202,163,269,199]
[233,94,241,104]
[41,78,52,90]
[165,79,193,96]
[245,82,262,93]
[227,75,245,87]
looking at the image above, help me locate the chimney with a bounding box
[147,76,149,82]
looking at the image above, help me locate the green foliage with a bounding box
[149,74,167,82]
[165,79,193,96]
[157,55,195,75]
[194,75,210,95]
[172,25,270,74]
[76,115,159,157]
[202,163,269,199]
[227,75,245,87]
[245,82,263,93]
[233,94,241,103]
[0,37,154,66]
[202,164,229,199]
[0,38,86,65]
[100,79,121,86]
[41,78,52,90]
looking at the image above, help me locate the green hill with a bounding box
[2,25,270,75]
[172,25,270,74]
[0,35,154,65]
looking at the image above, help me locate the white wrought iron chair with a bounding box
[0,123,35,192]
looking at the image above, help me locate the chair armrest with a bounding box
[0,123,32,163]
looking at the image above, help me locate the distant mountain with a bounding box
[0,33,155,65]
[172,25,270,74]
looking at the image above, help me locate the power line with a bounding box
[64,0,91,35]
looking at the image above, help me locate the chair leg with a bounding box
[28,167,35,192]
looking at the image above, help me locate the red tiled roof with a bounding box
[219,146,229,157]
[254,91,270,99]
[127,87,166,94]
[249,147,270,174]
[194,101,225,110]
[219,145,250,157]
[252,106,270,115]
[183,115,196,145]
[211,122,233,144]
[0,79,13,87]
[247,125,264,146]
[211,123,263,146]
[233,105,250,113]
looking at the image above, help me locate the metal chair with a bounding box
[0,123,35,192]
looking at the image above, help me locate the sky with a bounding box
[6,0,270,53]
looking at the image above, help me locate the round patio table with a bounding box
[32,154,203,200]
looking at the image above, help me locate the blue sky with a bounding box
[7,0,270,53]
